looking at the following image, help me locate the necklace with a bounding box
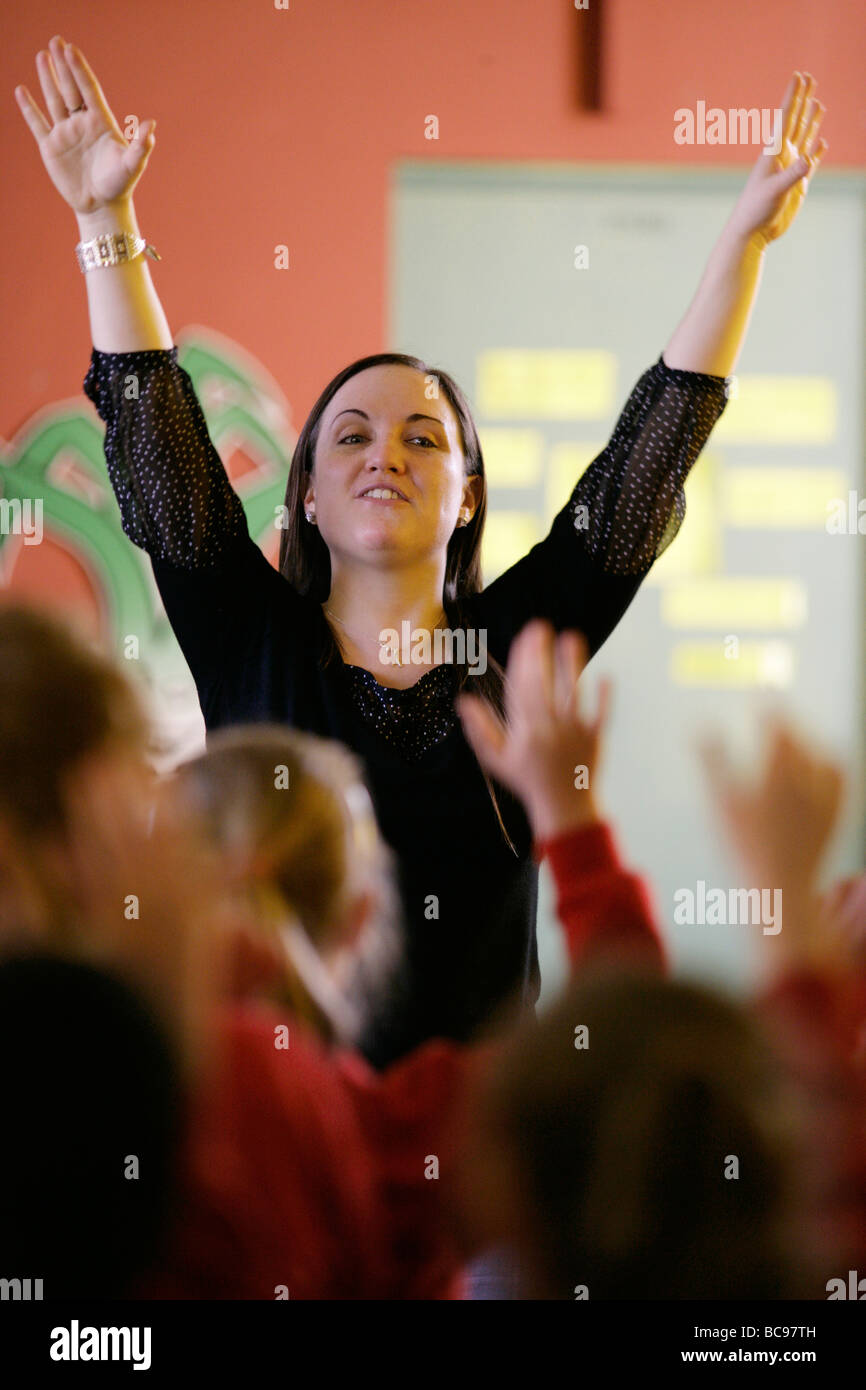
[323,605,447,669]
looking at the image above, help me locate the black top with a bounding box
[83,346,729,1065]
[0,954,178,1297]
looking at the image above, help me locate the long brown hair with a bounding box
[277,352,515,850]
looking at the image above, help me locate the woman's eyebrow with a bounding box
[332,408,445,427]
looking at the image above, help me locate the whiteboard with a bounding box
[390,161,866,999]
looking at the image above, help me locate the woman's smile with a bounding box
[356,486,411,504]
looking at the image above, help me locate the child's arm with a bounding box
[458,618,666,971]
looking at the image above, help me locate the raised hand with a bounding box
[457,619,611,840]
[701,720,843,890]
[15,35,156,214]
[729,70,828,249]
[701,719,845,968]
[820,874,866,972]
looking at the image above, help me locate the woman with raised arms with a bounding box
[16,37,826,1064]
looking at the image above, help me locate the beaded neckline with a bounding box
[342,661,455,697]
[343,661,458,760]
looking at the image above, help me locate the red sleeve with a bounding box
[336,1039,494,1298]
[144,1006,391,1299]
[754,966,866,1280]
[757,966,866,1068]
[149,823,664,1301]
[146,1004,486,1300]
[533,819,668,973]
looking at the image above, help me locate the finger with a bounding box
[800,99,824,157]
[553,630,587,714]
[792,73,816,147]
[522,622,556,717]
[822,878,851,920]
[772,153,810,195]
[132,117,156,146]
[781,71,805,148]
[36,47,69,125]
[776,71,799,129]
[125,118,156,175]
[591,676,613,737]
[507,619,556,725]
[819,761,845,817]
[48,36,82,113]
[697,737,749,841]
[839,875,866,933]
[697,734,737,801]
[14,84,51,142]
[764,720,798,787]
[64,41,115,124]
[456,693,508,778]
[804,137,828,175]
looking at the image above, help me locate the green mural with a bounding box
[0,328,296,754]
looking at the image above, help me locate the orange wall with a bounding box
[2,0,864,437]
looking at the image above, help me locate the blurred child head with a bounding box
[465,968,811,1299]
[0,603,153,945]
[172,725,401,1046]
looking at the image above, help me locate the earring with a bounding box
[305,511,316,525]
[458,508,471,527]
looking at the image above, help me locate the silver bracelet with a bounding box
[75,230,161,273]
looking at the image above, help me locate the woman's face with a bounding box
[305,364,481,572]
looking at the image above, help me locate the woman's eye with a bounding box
[338,434,437,448]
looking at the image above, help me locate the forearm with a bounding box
[534,818,667,972]
[663,219,765,378]
[76,197,173,353]
[524,788,600,843]
[757,877,844,984]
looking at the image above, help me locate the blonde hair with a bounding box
[173,725,401,1044]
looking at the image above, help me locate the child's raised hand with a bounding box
[701,718,845,970]
[701,718,843,892]
[457,619,611,840]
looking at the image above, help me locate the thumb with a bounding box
[125,118,156,172]
[773,153,810,193]
[456,693,508,780]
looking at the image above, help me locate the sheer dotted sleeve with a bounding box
[568,353,731,574]
[468,353,731,665]
[83,346,249,569]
